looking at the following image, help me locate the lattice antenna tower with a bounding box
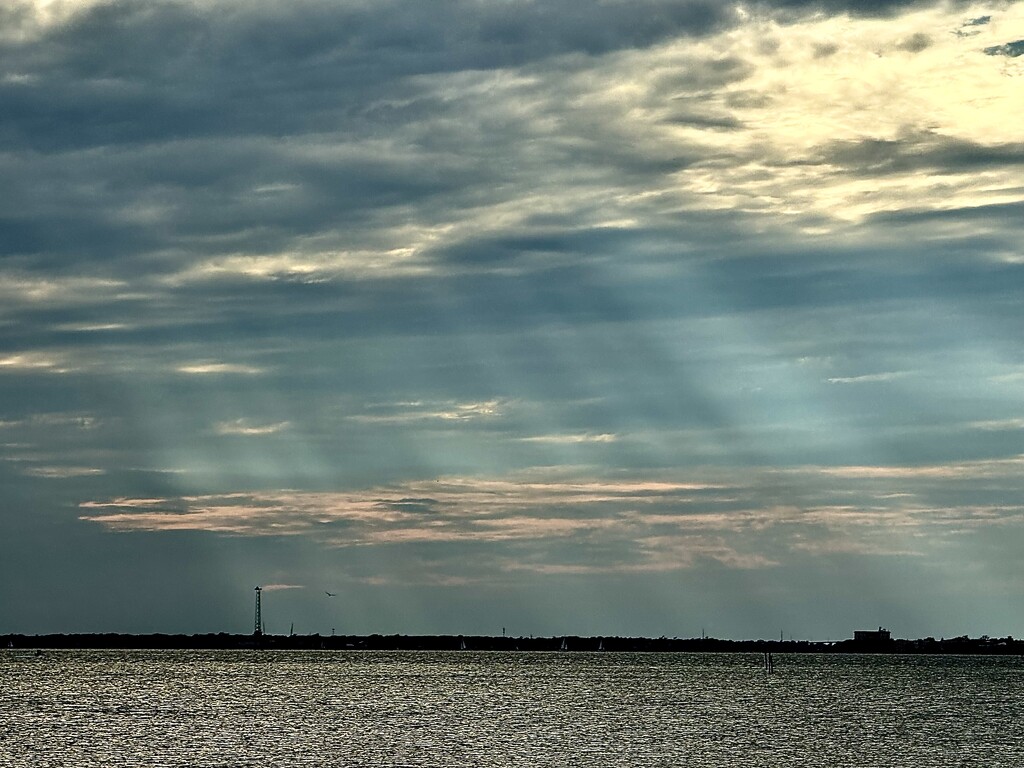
[253,586,263,636]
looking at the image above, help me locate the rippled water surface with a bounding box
[2,650,1023,766]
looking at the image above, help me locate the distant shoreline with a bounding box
[3,633,1021,654]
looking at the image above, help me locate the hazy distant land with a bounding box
[3,633,1021,654]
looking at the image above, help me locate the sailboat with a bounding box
[560,637,568,651]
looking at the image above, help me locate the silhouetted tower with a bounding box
[253,586,263,636]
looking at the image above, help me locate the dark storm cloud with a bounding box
[0,136,473,268]
[431,227,679,267]
[799,131,1024,177]
[0,0,985,288]
[812,41,840,58]
[0,0,734,149]
[984,39,1024,57]
[0,0,741,275]
[655,55,756,93]
[868,200,1024,226]
[896,32,931,52]
[757,0,938,16]
[663,112,744,130]
[373,498,447,516]
[0,0,951,154]
[0,2,750,289]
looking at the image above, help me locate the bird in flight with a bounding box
[325,591,336,597]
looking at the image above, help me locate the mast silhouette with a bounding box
[253,586,263,637]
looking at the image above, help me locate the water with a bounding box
[2,650,1022,766]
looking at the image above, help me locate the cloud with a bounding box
[349,399,507,424]
[759,0,937,14]
[3,0,1024,637]
[967,418,1024,431]
[810,131,1024,178]
[984,39,1024,57]
[78,458,1024,584]
[896,32,931,53]
[170,249,434,284]
[816,455,1024,480]
[213,419,290,436]
[176,362,264,375]
[0,274,126,309]
[28,413,100,429]
[826,371,910,384]
[260,583,304,592]
[519,433,619,444]
[1,0,1019,321]
[958,15,992,36]
[21,465,105,478]
[0,351,74,373]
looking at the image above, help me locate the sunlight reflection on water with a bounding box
[1,650,1022,766]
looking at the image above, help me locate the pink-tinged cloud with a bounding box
[812,454,1024,480]
[76,460,1024,585]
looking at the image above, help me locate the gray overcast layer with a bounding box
[2,0,1023,639]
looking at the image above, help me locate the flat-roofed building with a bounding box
[853,627,891,642]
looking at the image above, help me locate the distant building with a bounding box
[853,627,891,642]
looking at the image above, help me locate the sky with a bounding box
[2,0,1024,641]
